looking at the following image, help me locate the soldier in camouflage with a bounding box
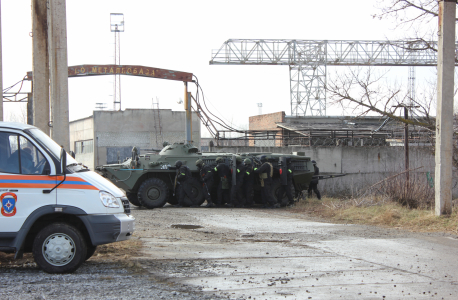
[196,159,216,208]
[174,160,197,207]
[254,155,279,209]
[214,157,231,207]
[243,158,255,208]
[230,156,246,208]
[277,157,295,206]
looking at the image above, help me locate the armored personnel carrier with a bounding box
[96,142,315,209]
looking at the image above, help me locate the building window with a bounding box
[75,140,93,154]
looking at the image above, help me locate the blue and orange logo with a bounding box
[1,192,17,217]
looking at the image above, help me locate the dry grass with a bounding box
[290,196,458,234]
[89,238,146,272]
[92,238,143,260]
[0,238,144,269]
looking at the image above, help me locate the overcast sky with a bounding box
[2,0,438,136]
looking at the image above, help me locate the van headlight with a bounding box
[99,191,120,208]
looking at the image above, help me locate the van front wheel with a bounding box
[32,223,87,274]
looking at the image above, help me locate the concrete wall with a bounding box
[210,145,445,196]
[93,109,201,167]
[69,116,95,169]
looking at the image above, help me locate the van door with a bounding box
[0,131,56,233]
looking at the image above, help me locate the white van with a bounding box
[0,122,135,273]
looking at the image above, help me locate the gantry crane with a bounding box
[210,39,450,116]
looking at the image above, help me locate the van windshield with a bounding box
[26,128,78,166]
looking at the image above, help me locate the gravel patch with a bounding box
[0,259,224,300]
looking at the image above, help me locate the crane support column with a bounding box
[32,0,50,134]
[48,0,70,149]
[184,82,192,144]
[435,0,455,216]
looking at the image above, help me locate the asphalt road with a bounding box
[134,205,458,299]
[2,205,458,300]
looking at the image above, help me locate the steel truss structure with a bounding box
[210,39,449,116]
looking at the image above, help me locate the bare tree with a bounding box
[374,1,458,51]
[327,67,435,129]
[326,0,456,127]
[373,0,455,27]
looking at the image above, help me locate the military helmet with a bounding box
[175,160,183,168]
[195,159,204,167]
[243,158,252,165]
[311,160,316,164]
[215,157,224,164]
[260,155,267,162]
[236,156,243,163]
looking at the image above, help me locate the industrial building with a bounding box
[69,109,201,170]
[209,111,433,148]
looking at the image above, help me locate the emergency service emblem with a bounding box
[1,192,18,217]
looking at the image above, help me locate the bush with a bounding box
[373,173,434,208]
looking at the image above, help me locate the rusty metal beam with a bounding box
[26,64,193,82]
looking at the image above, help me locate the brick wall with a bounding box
[249,111,285,146]
[249,111,285,130]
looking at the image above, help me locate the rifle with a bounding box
[312,174,347,180]
[203,182,211,196]
[173,169,179,196]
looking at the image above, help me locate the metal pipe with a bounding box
[184,82,192,144]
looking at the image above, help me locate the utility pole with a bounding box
[48,0,70,149]
[404,107,409,181]
[0,0,3,121]
[435,0,455,216]
[393,104,418,181]
[32,0,49,134]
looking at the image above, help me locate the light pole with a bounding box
[110,13,124,111]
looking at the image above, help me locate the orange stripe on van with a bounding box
[0,174,98,191]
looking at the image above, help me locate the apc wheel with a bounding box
[126,192,142,207]
[138,178,169,209]
[167,192,178,205]
[85,245,97,261]
[272,178,295,207]
[182,177,205,207]
[32,223,87,274]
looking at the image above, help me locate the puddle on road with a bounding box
[245,239,291,243]
[171,224,203,230]
[241,234,255,238]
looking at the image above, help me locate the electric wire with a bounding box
[2,76,28,102]
[192,75,245,132]
[194,80,238,131]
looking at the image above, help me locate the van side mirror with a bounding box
[43,148,67,193]
[60,148,67,175]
